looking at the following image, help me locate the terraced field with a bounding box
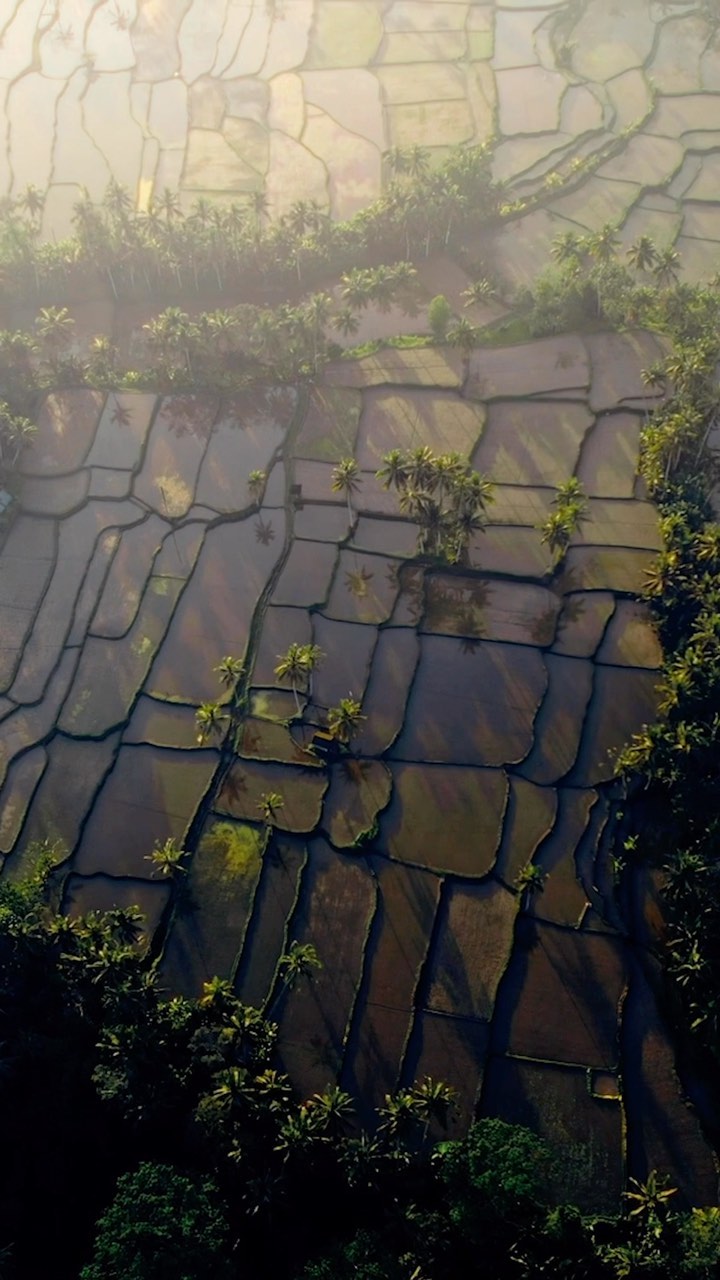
[0,328,716,1205]
[2,0,720,1214]
[2,0,720,291]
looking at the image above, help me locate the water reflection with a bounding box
[159,394,217,442]
[344,565,373,598]
[254,516,275,545]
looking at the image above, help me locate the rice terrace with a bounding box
[0,0,720,1276]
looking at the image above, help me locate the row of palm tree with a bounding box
[616,306,720,1067]
[0,143,498,308]
[0,267,427,402]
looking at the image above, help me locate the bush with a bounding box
[80,1163,230,1280]
[428,294,453,341]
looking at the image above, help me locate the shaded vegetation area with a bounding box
[1,864,719,1280]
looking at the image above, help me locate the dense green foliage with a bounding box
[79,1164,229,1280]
[615,325,720,1068]
[0,865,718,1279]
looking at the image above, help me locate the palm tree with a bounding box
[35,305,74,352]
[412,1077,456,1137]
[447,317,479,379]
[18,184,45,225]
[624,1171,677,1225]
[87,334,118,383]
[376,448,409,491]
[214,655,244,690]
[145,837,185,877]
[272,645,310,716]
[199,975,234,1010]
[195,701,228,744]
[258,791,284,826]
[514,862,547,905]
[340,267,374,310]
[654,245,681,288]
[550,230,584,264]
[248,189,269,242]
[154,186,180,222]
[277,940,321,990]
[462,278,496,307]
[331,457,362,525]
[307,1085,355,1136]
[406,144,430,181]
[539,507,579,564]
[333,306,360,340]
[103,177,132,228]
[553,476,586,506]
[587,222,619,265]
[539,477,588,566]
[327,694,365,745]
[385,146,411,180]
[627,235,658,274]
[377,1089,424,1143]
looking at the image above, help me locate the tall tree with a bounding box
[331,457,362,525]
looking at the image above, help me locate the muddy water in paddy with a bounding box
[0,0,718,1206]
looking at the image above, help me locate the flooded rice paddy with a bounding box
[0,336,716,1205]
[1,0,719,1209]
[1,0,719,288]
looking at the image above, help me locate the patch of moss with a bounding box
[198,821,263,880]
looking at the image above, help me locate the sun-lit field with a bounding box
[1,0,719,1220]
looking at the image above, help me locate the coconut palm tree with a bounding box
[18,184,45,226]
[412,1077,456,1136]
[406,144,430,182]
[154,186,180,222]
[145,837,186,877]
[654,245,681,288]
[258,792,284,827]
[447,317,479,379]
[377,1089,424,1143]
[627,235,658,274]
[199,976,235,1010]
[277,940,321,990]
[35,305,74,352]
[624,1172,677,1224]
[104,178,133,228]
[514,862,547,905]
[385,146,411,181]
[331,457,362,525]
[195,701,229,744]
[539,507,579,564]
[333,306,360,340]
[587,222,619,265]
[376,448,409,491]
[248,189,270,242]
[327,694,365,745]
[275,642,311,714]
[550,229,585,265]
[214,655,244,690]
[462,278,496,307]
[307,1085,355,1137]
[87,335,118,383]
